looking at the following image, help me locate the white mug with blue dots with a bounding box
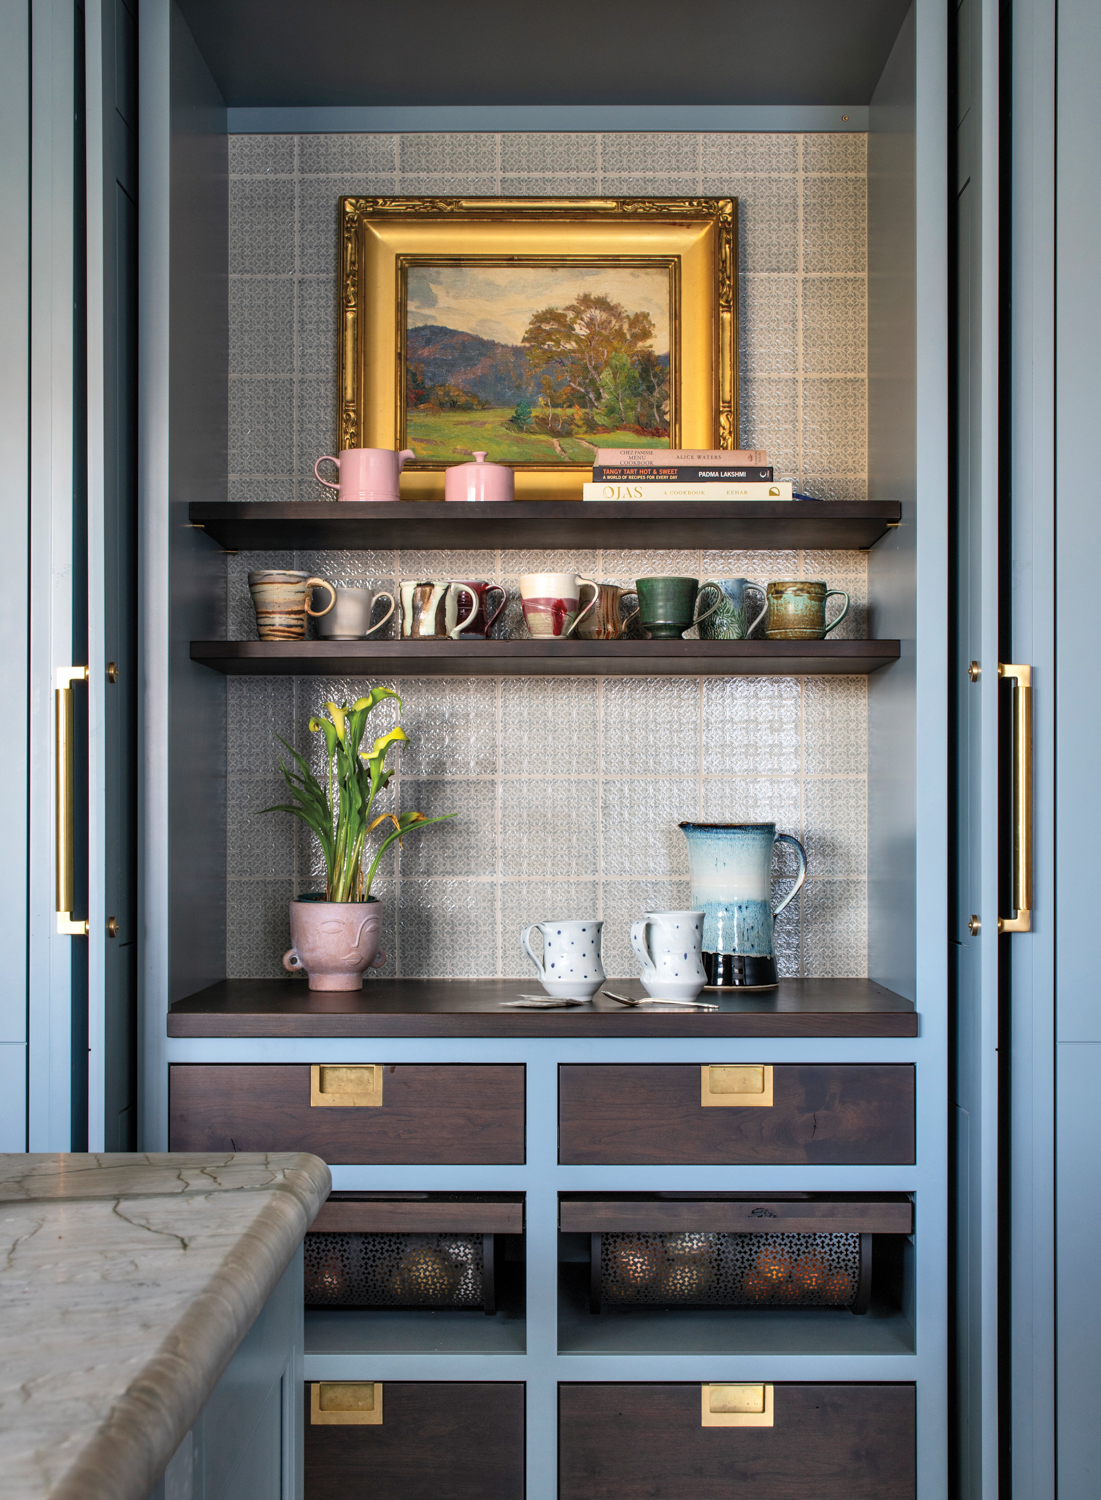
[521,919,605,1001]
[630,910,708,1001]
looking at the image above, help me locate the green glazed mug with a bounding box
[635,577,717,640]
[765,580,850,640]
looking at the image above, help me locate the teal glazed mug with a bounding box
[635,577,717,640]
[693,578,768,640]
[765,580,850,640]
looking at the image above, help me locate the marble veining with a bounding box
[0,1153,330,1500]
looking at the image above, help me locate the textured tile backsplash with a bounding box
[225,130,869,980]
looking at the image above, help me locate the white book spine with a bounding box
[583,481,794,502]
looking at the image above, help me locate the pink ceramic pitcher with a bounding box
[314,447,416,503]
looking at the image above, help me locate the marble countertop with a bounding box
[0,1153,330,1500]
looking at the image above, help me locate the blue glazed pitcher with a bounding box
[678,822,807,989]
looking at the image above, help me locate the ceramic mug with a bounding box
[766,580,850,640]
[444,451,515,503]
[248,570,336,641]
[400,581,478,639]
[575,583,641,640]
[518,572,598,638]
[314,585,396,640]
[314,447,416,503]
[447,581,507,639]
[630,910,708,1001]
[693,578,768,640]
[521,918,606,1000]
[635,576,716,640]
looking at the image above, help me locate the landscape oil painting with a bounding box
[402,263,673,464]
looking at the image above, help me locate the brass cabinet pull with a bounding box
[702,1383,774,1427]
[311,1382,382,1425]
[998,663,1033,933]
[310,1063,383,1107]
[55,667,89,936]
[701,1064,773,1107]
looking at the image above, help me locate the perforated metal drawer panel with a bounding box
[305,1231,486,1309]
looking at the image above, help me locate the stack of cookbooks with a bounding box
[582,448,792,502]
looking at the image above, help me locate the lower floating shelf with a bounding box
[190,638,901,677]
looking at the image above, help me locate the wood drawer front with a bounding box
[306,1382,524,1500]
[558,1064,914,1164]
[169,1064,525,1164]
[559,1383,915,1500]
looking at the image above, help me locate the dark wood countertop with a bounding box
[167,977,917,1038]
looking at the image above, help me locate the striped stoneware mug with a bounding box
[248,570,336,640]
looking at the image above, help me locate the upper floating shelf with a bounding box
[191,638,901,677]
[189,500,901,553]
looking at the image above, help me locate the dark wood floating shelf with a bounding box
[167,977,918,1039]
[191,638,901,677]
[189,499,901,553]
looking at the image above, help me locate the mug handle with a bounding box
[314,455,340,491]
[822,589,850,635]
[520,924,546,979]
[305,578,337,616]
[566,577,600,636]
[693,582,722,626]
[282,947,304,973]
[771,833,808,916]
[363,591,396,637]
[745,581,769,637]
[618,589,640,637]
[630,918,656,973]
[446,584,480,640]
[483,585,507,635]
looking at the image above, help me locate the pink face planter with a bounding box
[518,572,599,638]
[314,447,416,502]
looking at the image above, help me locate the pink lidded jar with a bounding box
[443,451,515,503]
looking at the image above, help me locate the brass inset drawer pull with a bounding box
[310,1063,383,1107]
[701,1064,774,1107]
[702,1383,774,1427]
[311,1382,382,1425]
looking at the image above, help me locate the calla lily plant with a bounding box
[263,687,454,902]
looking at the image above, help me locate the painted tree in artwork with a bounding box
[521,292,656,416]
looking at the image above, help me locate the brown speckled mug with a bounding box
[248,570,336,640]
[765,580,850,640]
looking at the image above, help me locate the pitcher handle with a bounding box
[745,581,769,637]
[630,918,656,973]
[363,591,396,637]
[305,578,336,617]
[314,455,340,491]
[822,589,850,636]
[566,577,600,636]
[521,923,546,979]
[772,833,807,916]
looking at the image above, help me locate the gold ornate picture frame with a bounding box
[337,197,738,502]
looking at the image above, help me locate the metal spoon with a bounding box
[602,990,719,1011]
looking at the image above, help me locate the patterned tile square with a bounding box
[701,678,801,776]
[401,549,501,581]
[388,677,499,776]
[740,275,798,376]
[295,548,398,588]
[600,778,699,879]
[698,776,801,834]
[499,678,600,776]
[299,134,398,175]
[803,777,866,879]
[397,776,497,877]
[229,379,295,476]
[228,474,296,504]
[600,134,700,175]
[399,135,498,174]
[499,549,600,578]
[802,176,868,273]
[227,678,296,774]
[599,877,695,979]
[498,174,601,196]
[600,549,701,587]
[706,177,798,274]
[700,133,798,175]
[398,879,498,977]
[229,277,295,376]
[803,477,868,503]
[801,878,867,976]
[500,134,600,173]
[600,175,700,198]
[601,677,701,777]
[226,880,295,978]
[802,377,867,477]
[738,377,798,475]
[396,174,498,197]
[230,178,296,276]
[296,377,340,493]
[230,135,295,176]
[500,777,599,878]
[298,176,398,276]
[227,775,295,879]
[803,677,867,774]
[772,888,802,978]
[802,277,866,374]
[801,133,867,174]
[297,277,338,378]
[500,880,600,977]
[700,548,800,584]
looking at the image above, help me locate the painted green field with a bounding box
[406,407,670,463]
